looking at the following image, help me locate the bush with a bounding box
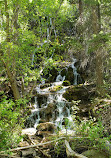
[0,96,23,151]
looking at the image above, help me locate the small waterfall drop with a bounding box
[56,58,80,85]
[70,58,78,85]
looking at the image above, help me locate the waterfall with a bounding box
[56,73,65,82]
[56,58,80,85]
[47,27,50,40]
[26,57,80,134]
[26,80,73,130]
[70,58,78,85]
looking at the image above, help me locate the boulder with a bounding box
[63,84,98,119]
[63,84,97,103]
[36,122,56,136]
[62,80,71,86]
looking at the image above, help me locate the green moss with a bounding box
[62,80,71,86]
[50,85,63,92]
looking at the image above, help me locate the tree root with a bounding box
[65,140,88,158]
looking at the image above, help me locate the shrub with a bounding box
[0,96,23,151]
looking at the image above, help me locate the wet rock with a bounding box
[65,66,74,85]
[45,103,55,114]
[37,94,47,107]
[25,112,40,128]
[49,85,63,92]
[40,83,52,89]
[62,80,71,86]
[61,68,67,77]
[36,122,56,136]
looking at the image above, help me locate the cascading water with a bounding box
[26,58,80,134]
[70,58,78,85]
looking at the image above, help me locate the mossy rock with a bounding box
[63,84,96,103]
[65,66,74,85]
[40,83,51,89]
[50,85,63,92]
[62,80,71,86]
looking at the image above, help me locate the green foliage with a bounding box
[88,31,110,53]
[75,116,110,150]
[0,96,24,151]
[54,139,65,156]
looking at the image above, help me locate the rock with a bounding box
[40,83,51,89]
[21,148,36,157]
[22,128,37,136]
[19,141,29,147]
[62,80,71,86]
[25,112,40,128]
[63,84,96,103]
[65,66,74,85]
[36,122,56,136]
[82,149,109,158]
[45,103,55,114]
[55,62,71,68]
[38,131,53,137]
[37,94,47,108]
[63,84,98,119]
[49,85,63,92]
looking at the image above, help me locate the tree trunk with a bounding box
[79,0,83,16]
[3,60,20,100]
[91,2,104,95]
[4,0,20,100]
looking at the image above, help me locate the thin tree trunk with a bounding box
[4,0,10,42]
[91,2,104,95]
[4,0,20,100]
[79,0,83,16]
[3,59,20,100]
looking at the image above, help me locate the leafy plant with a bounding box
[0,96,24,151]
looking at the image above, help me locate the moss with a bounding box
[62,80,71,86]
[63,84,96,102]
[50,85,63,92]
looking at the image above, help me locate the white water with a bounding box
[70,58,78,85]
[56,58,79,85]
[26,58,80,133]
